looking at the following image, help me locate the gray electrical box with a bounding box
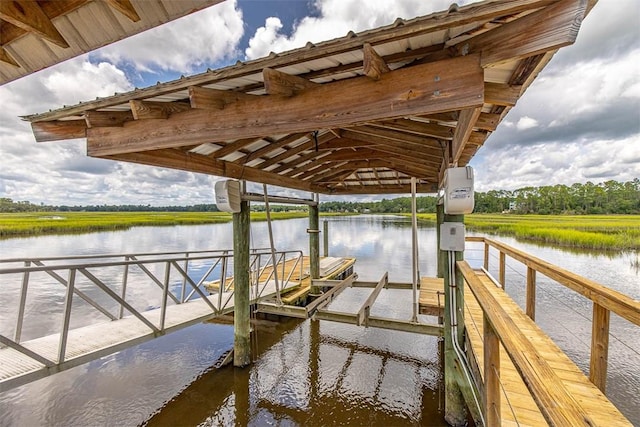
[440,222,466,251]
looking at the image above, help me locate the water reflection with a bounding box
[0,216,638,425]
[145,319,444,426]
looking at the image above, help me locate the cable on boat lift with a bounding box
[263,184,283,306]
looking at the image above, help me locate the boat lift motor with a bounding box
[443,166,475,215]
[215,180,242,213]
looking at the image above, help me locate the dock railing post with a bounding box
[437,203,445,278]
[484,314,501,426]
[233,200,251,367]
[590,302,610,392]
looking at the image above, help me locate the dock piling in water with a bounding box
[233,200,251,367]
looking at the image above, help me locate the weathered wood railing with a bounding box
[465,236,640,393]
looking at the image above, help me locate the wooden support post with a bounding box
[484,315,501,426]
[526,267,536,320]
[483,242,489,270]
[499,251,506,288]
[309,203,320,293]
[443,212,468,425]
[437,203,445,278]
[233,200,251,367]
[323,220,329,257]
[590,303,610,393]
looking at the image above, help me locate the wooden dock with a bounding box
[0,280,291,392]
[419,272,631,426]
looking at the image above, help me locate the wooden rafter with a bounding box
[263,68,318,96]
[362,43,390,80]
[233,132,308,165]
[371,118,454,140]
[105,0,140,22]
[451,107,482,164]
[31,120,86,142]
[0,0,69,48]
[84,111,134,128]
[129,100,191,120]
[210,137,262,159]
[189,86,257,110]
[485,83,522,106]
[0,46,19,67]
[346,126,442,150]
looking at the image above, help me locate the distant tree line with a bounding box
[0,198,219,213]
[320,180,640,214]
[1,180,638,214]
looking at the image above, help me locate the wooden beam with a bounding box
[357,272,388,326]
[0,0,69,48]
[86,55,484,157]
[485,82,521,106]
[457,0,588,67]
[31,120,86,142]
[188,86,257,110]
[0,46,19,67]
[104,149,315,193]
[84,111,134,128]
[451,107,481,163]
[262,68,318,96]
[362,43,390,80]
[105,0,140,22]
[129,100,191,120]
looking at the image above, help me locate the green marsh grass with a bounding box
[0,211,309,239]
[414,213,640,251]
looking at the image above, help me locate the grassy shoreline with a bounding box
[414,213,640,251]
[0,211,309,239]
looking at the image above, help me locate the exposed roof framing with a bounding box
[0,0,222,85]
[23,0,596,195]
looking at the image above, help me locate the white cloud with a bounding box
[96,0,244,74]
[245,0,482,60]
[516,116,539,131]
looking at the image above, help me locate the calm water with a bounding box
[0,216,638,425]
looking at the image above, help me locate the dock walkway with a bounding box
[0,280,290,392]
[418,272,631,426]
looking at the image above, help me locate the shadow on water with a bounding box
[144,316,447,427]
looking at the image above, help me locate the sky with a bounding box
[0,0,638,206]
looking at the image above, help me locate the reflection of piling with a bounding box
[233,200,251,367]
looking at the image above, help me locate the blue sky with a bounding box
[0,0,638,206]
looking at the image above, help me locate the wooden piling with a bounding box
[437,203,445,278]
[442,212,469,425]
[309,203,320,293]
[233,200,251,367]
[323,220,329,257]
